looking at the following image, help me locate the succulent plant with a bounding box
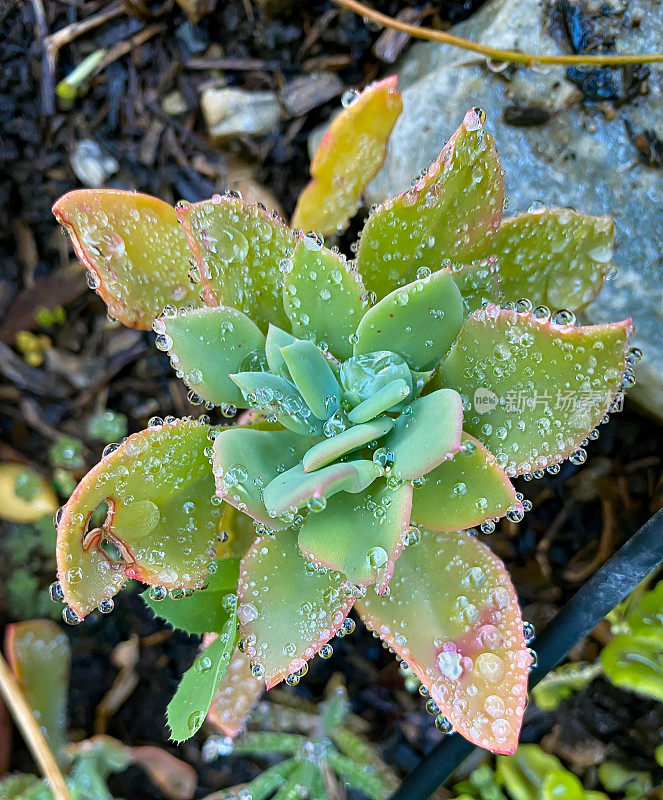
[532,578,663,710]
[203,676,399,800]
[49,77,636,756]
[1,619,196,800]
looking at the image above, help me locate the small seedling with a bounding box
[203,676,399,800]
[49,78,635,755]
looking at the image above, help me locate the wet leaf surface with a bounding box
[53,191,200,329]
[357,529,529,754]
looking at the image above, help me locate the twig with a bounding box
[332,0,663,66]
[0,654,72,800]
[96,22,166,71]
[44,1,124,57]
[31,0,56,115]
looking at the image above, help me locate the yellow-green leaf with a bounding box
[292,76,403,236]
[356,108,504,299]
[52,190,199,329]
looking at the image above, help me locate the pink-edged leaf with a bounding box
[474,209,615,312]
[52,190,200,329]
[57,418,222,620]
[292,76,403,236]
[356,530,529,754]
[262,460,381,518]
[177,196,297,333]
[4,620,70,759]
[298,480,413,593]
[205,640,264,738]
[238,530,354,688]
[213,426,318,531]
[412,434,521,531]
[357,108,504,300]
[436,305,632,476]
[128,746,197,800]
[383,389,463,480]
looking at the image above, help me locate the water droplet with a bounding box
[49,581,65,603]
[341,88,360,107]
[62,605,81,625]
[98,598,114,614]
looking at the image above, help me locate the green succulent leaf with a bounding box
[167,610,238,742]
[52,190,199,329]
[354,269,464,370]
[411,434,521,531]
[238,530,354,688]
[531,662,600,711]
[266,324,297,377]
[56,418,223,619]
[229,372,323,435]
[292,76,403,236]
[178,196,297,332]
[4,620,70,761]
[263,460,382,518]
[340,351,412,407]
[347,379,410,424]
[600,580,663,702]
[283,243,366,361]
[207,644,264,738]
[142,557,240,635]
[435,305,631,476]
[302,417,394,472]
[357,108,504,299]
[476,210,614,312]
[280,340,341,420]
[298,480,413,592]
[326,748,395,800]
[162,306,266,408]
[356,529,529,754]
[218,501,261,559]
[213,426,318,529]
[450,261,503,313]
[383,389,463,480]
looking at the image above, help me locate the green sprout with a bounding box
[49,78,635,756]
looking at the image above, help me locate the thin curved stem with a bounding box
[0,653,72,800]
[333,0,663,66]
[389,507,663,800]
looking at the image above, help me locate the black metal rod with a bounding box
[389,507,663,800]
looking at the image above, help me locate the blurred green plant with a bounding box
[203,676,399,800]
[0,620,197,800]
[532,579,663,710]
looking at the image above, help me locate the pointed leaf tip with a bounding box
[53,189,199,329]
[206,643,264,739]
[238,531,354,688]
[292,76,403,236]
[357,529,529,754]
[357,109,504,300]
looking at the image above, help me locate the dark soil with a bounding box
[1,0,662,798]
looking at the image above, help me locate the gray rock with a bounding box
[70,140,119,188]
[357,0,663,419]
[201,87,281,140]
